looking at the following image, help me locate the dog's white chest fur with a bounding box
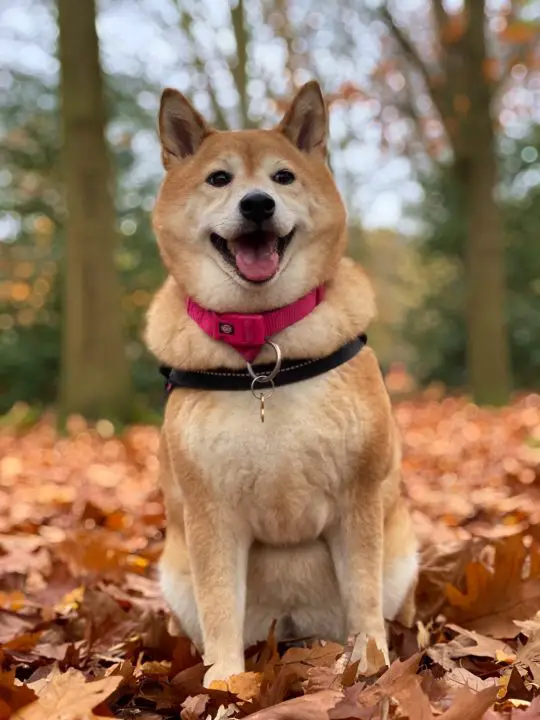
[174,373,363,545]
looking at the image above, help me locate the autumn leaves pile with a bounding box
[1,395,540,718]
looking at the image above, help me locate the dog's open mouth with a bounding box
[210,229,295,283]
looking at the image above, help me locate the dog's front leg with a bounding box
[184,505,248,687]
[326,483,389,674]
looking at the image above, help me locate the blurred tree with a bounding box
[163,0,251,129]
[57,0,133,420]
[0,69,62,411]
[376,0,540,405]
[3,0,536,416]
[404,128,540,391]
[0,63,164,414]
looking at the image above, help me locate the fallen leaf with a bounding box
[0,670,37,716]
[516,631,540,685]
[439,686,500,719]
[1,399,540,717]
[416,539,476,621]
[445,667,498,692]
[227,671,263,701]
[246,689,343,719]
[358,637,387,677]
[445,534,540,637]
[180,693,209,720]
[390,675,433,720]
[11,669,122,720]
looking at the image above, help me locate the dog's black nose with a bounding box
[239,191,275,224]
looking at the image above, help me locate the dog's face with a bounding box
[153,81,347,311]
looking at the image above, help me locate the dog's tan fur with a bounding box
[145,81,418,686]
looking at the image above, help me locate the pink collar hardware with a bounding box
[186,286,326,362]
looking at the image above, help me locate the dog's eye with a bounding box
[206,171,233,188]
[272,169,296,185]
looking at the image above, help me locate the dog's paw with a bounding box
[203,662,245,689]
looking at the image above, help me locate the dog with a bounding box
[144,80,418,687]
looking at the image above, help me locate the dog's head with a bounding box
[153,81,347,311]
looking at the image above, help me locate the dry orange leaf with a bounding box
[1,399,540,716]
[445,534,540,637]
[227,671,263,701]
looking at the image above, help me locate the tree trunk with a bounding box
[460,0,511,405]
[57,0,133,420]
[230,0,251,128]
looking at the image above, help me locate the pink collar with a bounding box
[187,286,325,362]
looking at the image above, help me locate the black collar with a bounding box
[160,334,367,395]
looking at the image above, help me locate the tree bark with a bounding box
[230,0,251,128]
[381,0,512,404]
[459,0,511,405]
[57,0,133,420]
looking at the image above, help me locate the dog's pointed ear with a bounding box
[278,81,327,156]
[159,88,212,166]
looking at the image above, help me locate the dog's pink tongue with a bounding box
[234,241,279,282]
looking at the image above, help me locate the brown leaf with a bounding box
[304,666,343,694]
[504,666,536,703]
[445,667,498,692]
[25,664,62,695]
[247,689,344,719]
[445,625,515,660]
[376,652,423,690]
[3,399,540,717]
[11,669,122,720]
[516,631,540,686]
[391,675,434,720]
[3,632,42,652]
[0,670,37,717]
[180,693,209,720]
[55,529,149,580]
[428,625,515,670]
[439,686,500,719]
[281,642,343,669]
[330,654,424,719]
[416,539,475,620]
[445,535,540,637]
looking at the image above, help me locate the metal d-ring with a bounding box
[250,375,275,401]
[246,340,282,383]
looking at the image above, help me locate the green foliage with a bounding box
[0,69,165,414]
[404,129,540,390]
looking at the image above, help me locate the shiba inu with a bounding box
[145,81,418,687]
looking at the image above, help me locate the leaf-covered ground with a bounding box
[1,395,540,719]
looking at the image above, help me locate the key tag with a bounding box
[247,341,282,423]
